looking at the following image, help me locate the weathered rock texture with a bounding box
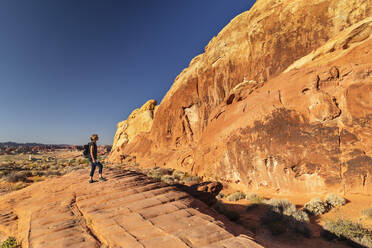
[109,99,157,163]
[110,0,372,195]
[0,168,261,248]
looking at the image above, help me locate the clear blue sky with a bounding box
[0,0,255,145]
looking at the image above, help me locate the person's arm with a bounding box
[90,144,96,163]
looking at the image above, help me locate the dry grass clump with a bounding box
[180,175,201,183]
[13,182,28,191]
[261,198,310,237]
[145,167,201,185]
[0,154,88,185]
[322,219,372,247]
[226,191,246,202]
[245,193,264,203]
[325,193,346,208]
[304,197,328,215]
[44,170,62,177]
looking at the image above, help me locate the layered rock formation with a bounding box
[0,168,261,248]
[110,0,372,194]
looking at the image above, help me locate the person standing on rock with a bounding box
[89,134,106,183]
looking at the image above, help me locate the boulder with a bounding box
[108,99,157,163]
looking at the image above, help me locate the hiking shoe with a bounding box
[89,179,94,184]
[99,177,107,182]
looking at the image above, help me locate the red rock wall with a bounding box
[112,0,372,195]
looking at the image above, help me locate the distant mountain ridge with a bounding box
[0,142,72,148]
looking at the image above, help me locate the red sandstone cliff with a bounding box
[109,0,372,195]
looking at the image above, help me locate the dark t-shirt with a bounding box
[89,142,97,159]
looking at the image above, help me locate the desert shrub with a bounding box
[246,193,264,203]
[1,237,18,248]
[226,191,246,202]
[82,159,90,165]
[49,164,60,170]
[27,163,38,170]
[322,219,372,247]
[6,171,31,183]
[264,199,296,215]
[31,170,44,177]
[13,182,28,191]
[361,207,372,219]
[180,175,201,183]
[304,197,327,215]
[213,201,240,222]
[325,193,346,208]
[157,168,174,175]
[61,167,74,174]
[44,170,61,177]
[32,176,45,182]
[39,163,50,170]
[146,169,162,181]
[172,170,186,180]
[262,199,310,237]
[160,174,177,184]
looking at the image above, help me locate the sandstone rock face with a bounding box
[0,169,261,248]
[110,0,372,195]
[108,99,157,163]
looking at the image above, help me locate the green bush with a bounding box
[304,197,327,215]
[1,237,18,248]
[322,219,372,247]
[226,191,246,202]
[325,193,346,208]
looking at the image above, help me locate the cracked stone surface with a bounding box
[110,10,372,195]
[0,168,262,248]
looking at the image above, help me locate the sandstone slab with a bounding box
[0,168,261,248]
